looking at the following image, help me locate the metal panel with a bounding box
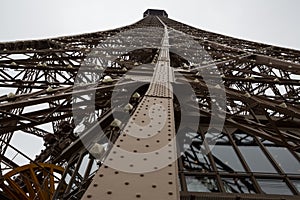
[82,23,179,200]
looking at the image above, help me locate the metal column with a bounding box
[82,21,179,200]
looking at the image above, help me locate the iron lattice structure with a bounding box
[0,9,299,200]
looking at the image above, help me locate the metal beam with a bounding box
[82,18,179,200]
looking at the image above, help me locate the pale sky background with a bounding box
[1,0,300,50]
[1,0,300,166]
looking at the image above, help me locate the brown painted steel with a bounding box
[0,10,300,200]
[82,21,179,200]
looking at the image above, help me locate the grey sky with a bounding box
[1,0,300,50]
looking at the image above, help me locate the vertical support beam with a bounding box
[65,152,85,194]
[82,20,179,200]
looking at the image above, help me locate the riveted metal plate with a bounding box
[83,24,179,200]
[82,96,178,200]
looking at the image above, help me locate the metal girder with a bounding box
[82,20,179,200]
[0,9,299,200]
[0,163,65,200]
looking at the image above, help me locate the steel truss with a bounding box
[0,10,299,200]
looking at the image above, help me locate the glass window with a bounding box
[291,180,300,192]
[257,179,293,195]
[205,130,229,144]
[183,143,212,171]
[267,147,300,174]
[239,146,277,173]
[181,131,212,171]
[204,131,246,172]
[222,178,256,194]
[211,145,245,172]
[186,176,219,192]
[233,133,255,144]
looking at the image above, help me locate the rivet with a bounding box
[136,194,141,198]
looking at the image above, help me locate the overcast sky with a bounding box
[1,0,300,50]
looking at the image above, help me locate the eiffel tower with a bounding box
[0,9,299,200]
